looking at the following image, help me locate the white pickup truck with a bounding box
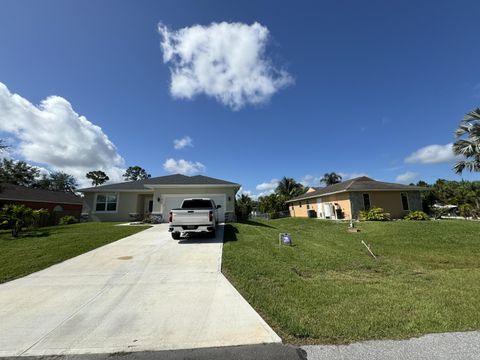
[168,198,221,240]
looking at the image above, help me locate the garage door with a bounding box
[162,194,226,222]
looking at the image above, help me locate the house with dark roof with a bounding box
[286,176,424,220]
[0,183,83,224]
[79,174,241,222]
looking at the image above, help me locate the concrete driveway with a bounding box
[0,224,280,356]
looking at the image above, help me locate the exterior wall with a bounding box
[350,191,423,219]
[289,192,352,219]
[82,192,150,222]
[289,191,423,220]
[82,186,237,222]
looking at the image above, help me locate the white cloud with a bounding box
[405,143,457,164]
[0,82,125,187]
[256,178,279,191]
[395,171,419,184]
[163,158,205,175]
[257,189,275,198]
[173,135,193,150]
[237,187,255,198]
[158,21,293,110]
[300,174,321,187]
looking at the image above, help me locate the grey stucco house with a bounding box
[79,174,240,222]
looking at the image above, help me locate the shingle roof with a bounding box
[287,176,425,203]
[0,183,83,205]
[78,174,240,192]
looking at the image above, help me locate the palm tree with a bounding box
[453,108,480,174]
[275,177,305,198]
[320,172,342,186]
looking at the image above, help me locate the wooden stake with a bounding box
[361,240,377,259]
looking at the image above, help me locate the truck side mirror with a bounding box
[216,204,222,209]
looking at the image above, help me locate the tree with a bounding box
[235,194,254,221]
[48,172,78,193]
[320,172,342,186]
[86,170,109,186]
[123,166,151,181]
[0,159,39,187]
[453,108,480,174]
[275,177,305,199]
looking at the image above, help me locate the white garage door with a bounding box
[162,194,226,222]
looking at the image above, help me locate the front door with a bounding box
[144,196,153,214]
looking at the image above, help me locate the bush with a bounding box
[0,204,48,237]
[404,211,429,220]
[268,212,279,219]
[58,215,78,225]
[359,207,391,221]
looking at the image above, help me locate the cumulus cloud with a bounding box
[300,175,321,187]
[405,143,457,164]
[0,82,125,186]
[163,158,205,175]
[158,21,293,110]
[395,171,419,184]
[237,187,255,199]
[256,178,279,191]
[173,135,193,150]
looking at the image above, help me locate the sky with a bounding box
[0,0,479,197]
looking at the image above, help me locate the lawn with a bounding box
[222,218,480,345]
[0,222,150,284]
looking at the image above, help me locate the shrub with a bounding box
[359,207,391,221]
[0,204,48,237]
[268,212,279,219]
[404,211,429,220]
[58,215,78,225]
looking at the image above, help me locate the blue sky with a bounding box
[0,0,479,196]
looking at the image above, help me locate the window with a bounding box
[182,199,214,209]
[307,204,310,210]
[401,192,409,210]
[95,193,118,212]
[299,202,302,208]
[363,193,371,210]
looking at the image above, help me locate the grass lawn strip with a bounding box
[222,218,480,344]
[0,222,150,283]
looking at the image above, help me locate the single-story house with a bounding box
[286,176,424,220]
[0,183,83,224]
[79,174,241,222]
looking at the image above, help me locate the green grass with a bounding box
[0,222,150,283]
[222,218,480,345]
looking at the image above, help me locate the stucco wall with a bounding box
[82,186,237,222]
[350,191,423,219]
[289,192,352,219]
[82,192,148,222]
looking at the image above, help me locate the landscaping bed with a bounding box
[222,218,480,344]
[0,222,150,283]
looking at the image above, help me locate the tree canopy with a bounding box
[86,170,109,186]
[123,166,151,181]
[320,172,342,186]
[0,159,39,187]
[453,108,480,174]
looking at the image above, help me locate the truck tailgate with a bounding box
[171,210,210,225]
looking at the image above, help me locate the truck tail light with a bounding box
[169,211,173,223]
[209,210,213,222]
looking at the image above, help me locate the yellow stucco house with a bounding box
[286,176,424,220]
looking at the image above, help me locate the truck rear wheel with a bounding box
[171,232,181,240]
